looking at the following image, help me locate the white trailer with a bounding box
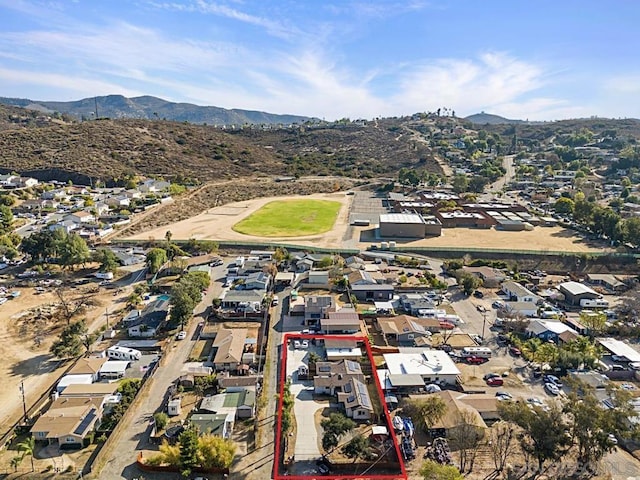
[106,345,141,361]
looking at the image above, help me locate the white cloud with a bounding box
[605,74,640,94]
[0,67,142,98]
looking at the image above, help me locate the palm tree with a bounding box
[10,455,23,472]
[17,436,35,471]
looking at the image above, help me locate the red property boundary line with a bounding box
[273,334,408,480]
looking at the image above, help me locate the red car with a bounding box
[466,355,486,365]
[439,321,455,330]
[486,377,504,387]
[509,346,522,356]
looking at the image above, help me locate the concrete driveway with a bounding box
[291,382,324,461]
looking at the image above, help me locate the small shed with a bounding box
[168,398,182,416]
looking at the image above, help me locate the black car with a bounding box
[473,290,484,298]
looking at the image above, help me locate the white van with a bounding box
[461,347,492,358]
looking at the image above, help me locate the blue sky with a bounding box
[0,0,639,120]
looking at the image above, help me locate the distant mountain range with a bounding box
[0,94,312,125]
[464,112,523,125]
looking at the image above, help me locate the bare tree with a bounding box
[489,421,516,473]
[55,285,97,324]
[448,409,484,473]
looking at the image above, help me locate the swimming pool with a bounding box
[158,294,171,301]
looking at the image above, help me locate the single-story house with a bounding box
[502,281,539,303]
[377,315,433,345]
[31,396,103,448]
[199,388,256,419]
[308,270,330,285]
[398,293,436,316]
[127,297,169,338]
[67,357,108,382]
[504,301,539,317]
[351,284,394,302]
[462,266,506,288]
[320,308,361,334]
[188,412,234,439]
[383,348,461,386]
[221,290,264,313]
[212,328,251,372]
[526,319,579,343]
[586,274,627,292]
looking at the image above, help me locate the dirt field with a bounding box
[124,191,606,253]
[0,283,132,434]
[124,192,354,248]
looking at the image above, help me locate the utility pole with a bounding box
[481,312,487,341]
[19,381,27,421]
[105,308,109,329]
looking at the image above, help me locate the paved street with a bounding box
[97,263,226,479]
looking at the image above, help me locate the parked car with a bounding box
[629,362,640,371]
[608,434,618,446]
[473,290,484,298]
[495,391,513,401]
[271,297,279,306]
[466,356,486,365]
[483,372,500,381]
[439,321,455,330]
[492,300,505,309]
[544,382,560,396]
[487,377,504,387]
[611,364,627,371]
[611,355,629,363]
[543,374,563,387]
[509,346,522,356]
[176,331,187,340]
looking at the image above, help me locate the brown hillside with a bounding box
[0,105,442,183]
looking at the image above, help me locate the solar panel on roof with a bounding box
[73,408,97,435]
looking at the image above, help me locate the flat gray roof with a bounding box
[379,213,424,224]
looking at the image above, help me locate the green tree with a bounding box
[623,217,640,246]
[401,396,447,432]
[564,380,621,467]
[321,412,355,452]
[153,412,169,430]
[58,233,90,269]
[342,434,371,462]
[455,271,482,295]
[50,320,96,358]
[16,436,35,472]
[178,425,199,477]
[579,310,607,338]
[197,434,236,469]
[420,460,463,480]
[554,197,575,215]
[0,205,13,234]
[499,400,572,472]
[10,455,23,472]
[94,248,120,273]
[146,248,168,274]
[451,174,469,194]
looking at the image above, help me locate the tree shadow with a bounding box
[10,354,62,378]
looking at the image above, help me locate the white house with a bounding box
[502,281,539,303]
[105,195,130,207]
[383,348,461,386]
[66,211,96,224]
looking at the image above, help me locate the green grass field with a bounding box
[232,199,342,237]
